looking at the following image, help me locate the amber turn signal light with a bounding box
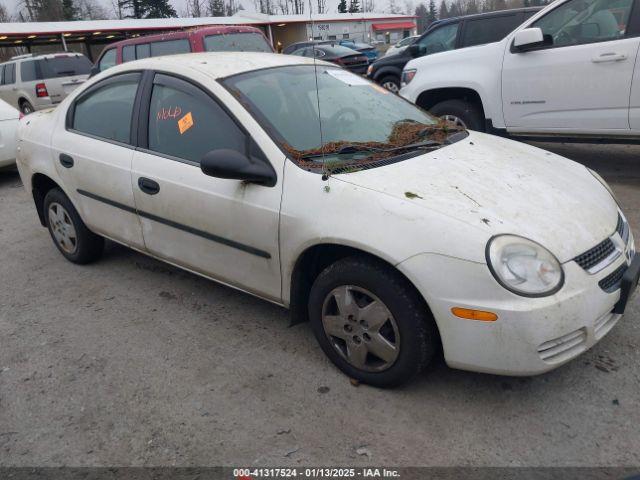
[451,307,498,322]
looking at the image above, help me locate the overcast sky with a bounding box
[1,0,389,21]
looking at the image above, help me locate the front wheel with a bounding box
[378,75,400,93]
[308,257,438,388]
[43,188,104,264]
[19,100,34,115]
[430,99,485,131]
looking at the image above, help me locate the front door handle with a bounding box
[59,153,74,168]
[138,177,160,195]
[592,52,627,63]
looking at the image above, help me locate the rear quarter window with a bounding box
[150,39,191,57]
[204,32,272,52]
[39,56,91,78]
[461,14,522,47]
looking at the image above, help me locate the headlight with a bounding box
[401,68,416,85]
[486,235,564,297]
[587,167,617,203]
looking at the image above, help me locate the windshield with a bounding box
[204,33,272,53]
[39,56,91,78]
[224,65,461,171]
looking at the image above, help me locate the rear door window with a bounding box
[150,39,191,57]
[461,13,522,47]
[146,74,245,164]
[99,49,116,71]
[204,32,272,52]
[4,63,15,84]
[122,45,136,63]
[71,73,140,144]
[136,44,151,59]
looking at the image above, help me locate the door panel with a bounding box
[502,0,638,133]
[51,72,144,249]
[630,42,640,130]
[131,152,282,301]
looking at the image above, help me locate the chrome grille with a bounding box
[599,264,627,293]
[574,238,616,270]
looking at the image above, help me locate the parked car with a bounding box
[0,98,18,168]
[290,44,369,73]
[383,35,419,57]
[337,40,379,61]
[94,26,274,74]
[0,53,92,114]
[401,0,640,138]
[367,7,541,92]
[283,40,331,55]
[16,52,639,387]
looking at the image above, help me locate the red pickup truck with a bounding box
[94,25,274,73]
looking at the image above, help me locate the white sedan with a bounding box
[0,98,18,168]
[15,52,639,387]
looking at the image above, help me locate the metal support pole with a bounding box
[60,33,68,51]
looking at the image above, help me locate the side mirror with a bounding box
[512,28,551,52]
[89,64,100,78]
[200,149,276,187]
[408,44,421,57]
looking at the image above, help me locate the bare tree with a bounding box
[316,0,326,13]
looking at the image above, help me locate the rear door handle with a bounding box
[592,52,627,63]
[59,153,74,168]
[138,177,160,195]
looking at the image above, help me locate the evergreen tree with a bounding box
[348,0,360,12]
[209,0,225,15]
[427,0,437,22]
[438,0,448,18]
[145,0,177,17]
[62,0,78,19]
[414,2,428,32]
[338,0,347,12]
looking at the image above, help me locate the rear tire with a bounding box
[308,256,437,388]
[430,99,485,131]
[378,75,400,93]
[19,100,34,115]
[43,188,104,264]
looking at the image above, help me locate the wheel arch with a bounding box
[288,243,437,335]
[31,172,64,226]
[416,87,486,120]
[372,66,402,82]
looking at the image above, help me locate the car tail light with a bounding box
[334,58,345,65]
[35,82,48,98]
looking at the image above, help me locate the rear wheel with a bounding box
[379,75,400,93]
[308,257,437,388]
[430,99,485,131]
[19,100,34,115]
[43,188,104,264]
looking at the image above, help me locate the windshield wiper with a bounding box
[299,144,384,160]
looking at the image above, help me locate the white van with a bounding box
[0,53,92,115]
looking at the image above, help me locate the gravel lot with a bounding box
[1,142,639,467]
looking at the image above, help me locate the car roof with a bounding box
[431,6,542,26]
[104,25,265,50]
[105,51,330,79]
[5,52,85,63]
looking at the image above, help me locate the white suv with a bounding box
[0,53,92,115]
[401,0,640,142]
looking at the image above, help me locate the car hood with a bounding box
[333,131,618,263]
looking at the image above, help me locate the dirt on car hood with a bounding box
[332,131,619,263]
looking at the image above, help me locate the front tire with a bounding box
[378,75,400,93]
[308,257,437,388]
[430,99,485,131]
[43,188,104,264]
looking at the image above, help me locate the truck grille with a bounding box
[574,238,616,270]
[599,263,627,293]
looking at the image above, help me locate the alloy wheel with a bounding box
[440,114,467,129]
[382,81,399,93]
[321,285,400,372]
[48,202,78,254]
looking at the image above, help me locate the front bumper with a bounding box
[398,251,638,376]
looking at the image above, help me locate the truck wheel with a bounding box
[430,99,485,131]
[379,75,400,93]
[43,188,104,264]
[308,256,438,388]
[19,100,34,115]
